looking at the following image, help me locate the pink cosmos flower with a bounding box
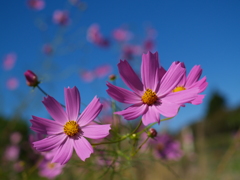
[80,70,95,82]
[53,10,70,26]
[4,145,20,161]
[10,132,22,145]
[6,77,19,90]
[112,28,132,42]
[30,86,111,165]
[3,53,16,70]
[107,51,199,126]
[27,0,45,10]
[94,65,112,78]
[172,65,208,105]
[121,45,142,60]
[87,24,109,47]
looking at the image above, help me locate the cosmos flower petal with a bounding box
[78,96,102,127]
[82,124,111,139]
[141,51,160,90]
[42,96,68,124]
[114,104,148,120]
[33,134,67,152]
[142,105,160,125]
[154,101,179,117]
[30,116,63,135]
[106,82,142,104]
[64,86,80,121]
[118,60,144,95]
[52,138,74,165]
[185,65,202,86]
[191,94,205,105]
[73,137,93,161]
[158,62,185,96]
[188,76,208,93]
[163,88,198,105]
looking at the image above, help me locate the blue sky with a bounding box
[1,0,240,132]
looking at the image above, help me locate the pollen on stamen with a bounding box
[142,89,158,105]
[172,86,186,93]
[64,121,80,137]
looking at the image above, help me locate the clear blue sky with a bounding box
[1,0,240,132]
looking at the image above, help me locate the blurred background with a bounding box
[1,0,240,179]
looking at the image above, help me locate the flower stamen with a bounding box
[64,121,79,136]
[142,89,158,105]
[172,86,186,92]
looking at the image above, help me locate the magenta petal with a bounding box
[30,116,63,135]
[159,67,167,80]
[78,96,102,127]
[185,65,202,86]
[188,76,208,93]
[163,88,198,105]
[154,101,179,117]
[33,134,67,152]
[118,60,144,95]
[115,104,147,120]
[141,52,160,90]
[142,105,160,125]
[158,62,185,96]
[64,87,80,121]
[106,82,142,104]
[73,137,93,161]
[191,94,205,105]
[82,124,111,139]
[52,138,73,165]
[42,96,68,124]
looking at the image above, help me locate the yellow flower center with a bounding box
[172,86,186,92]
[142,89,158,105]
[64,121,79,136]
[47,162,55,169]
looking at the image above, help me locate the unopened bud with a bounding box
[109,74,116,81]
[24,70,40,87]
[147,128,157,138]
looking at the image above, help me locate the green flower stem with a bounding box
[131,136,150,157]
[131,120,142,134]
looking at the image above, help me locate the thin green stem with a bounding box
[131,120,142,134]
[37,85,48,96]
[131,136,150,157]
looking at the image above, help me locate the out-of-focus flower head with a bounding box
[2,53,17,70]
[121,44,142,60]
[112,27,132,42]
[94,64,112,78]
[27,0,45,10]
[30,86,111,164]
[6,77,19,90]
[147,128,158,138]
[10,132,22,145]
[80,70,95,82]
[14,161,25,172]
[38,157,64,179]
[151,133,183,161]
[87,24,110,47]
[143,39,155,52]
[53,10,70,26]
[42,44,53,55]
[109,74,116,81]
[4,145,20,161]
[24,70,40,87]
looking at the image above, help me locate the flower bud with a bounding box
[24,70,40,87]
[147,128,157,138]
[109,74,116,81]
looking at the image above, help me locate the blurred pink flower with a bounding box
[4,145,20,161]
[30,86,111,164]
[80,70,95,82]
[94,64,112,78]
[6,77,19,90]
[27,0,45,10]
[143,39,155,52]
[121,45,142,60]
[2,53,16,70]
[87,24,109,47]
[42,44,53,55]
[24,70,40,87]
[13,161,25,172]
[10,132,22,145]
[53,10,70,26]
[112,28,132,42]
